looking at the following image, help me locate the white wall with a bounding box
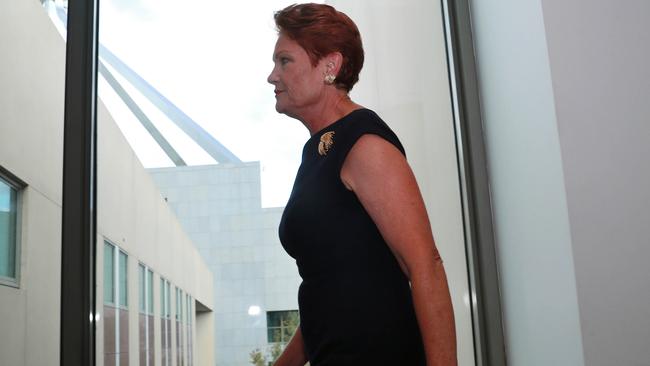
[472,0,650,365]
[541,0,650,364]
[96,101,215,366]
[469,0,586,365]
[0,1,66,365]
[326,1,475,364]
[97,102,214,310]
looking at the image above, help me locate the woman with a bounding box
[268,4,457,366]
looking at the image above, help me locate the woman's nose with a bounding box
[267,67,278,85]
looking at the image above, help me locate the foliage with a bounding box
[249,348,266,366]
[250,311,300,365]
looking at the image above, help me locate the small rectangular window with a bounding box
[118,250,128,307]
[146,269,153,314]
[139,264,146,313]
[0,172,23,287]
[266,310,300,344]
[160,278,166,316]
[165,281,171,318]
[104,242,115,304]
[176,287,182,321]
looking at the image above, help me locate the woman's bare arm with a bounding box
[274,325,309,366]
[341,134,457,366]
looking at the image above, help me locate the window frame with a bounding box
[117,248,128,309]
[60,0,99,364]
[266,310,299,344]
[57,0,506,364]
[139,263,147,314]
[0,166,26,288]
[440,0,506,364]
[103,241,115,305]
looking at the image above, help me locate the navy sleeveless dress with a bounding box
[279,109,426,366]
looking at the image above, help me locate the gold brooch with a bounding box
[318,131,336,156]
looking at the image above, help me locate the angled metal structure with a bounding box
[55,7,241,166]
[98,46,243,164]
[98,61,187,166]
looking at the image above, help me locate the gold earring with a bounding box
[324,74,336,84]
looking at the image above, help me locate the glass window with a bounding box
[266,310,299,344]
[104,242,115,304]
[165,281,171,318]
[91,2,476,365]
[0,177,18,282]
[118,250,128,307]
[146,269,153,314]
[176,287,182,321]
[160,278,166,316]
[139,264,146,313]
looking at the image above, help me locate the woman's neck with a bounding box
[300,92,363,135]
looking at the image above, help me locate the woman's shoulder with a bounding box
[337,108,406,157]
[341,108,394,134]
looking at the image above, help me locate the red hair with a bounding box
[274,3,364,92]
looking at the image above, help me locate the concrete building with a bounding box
[149,164,300,366]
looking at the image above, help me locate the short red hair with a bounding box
[274,3,364,92]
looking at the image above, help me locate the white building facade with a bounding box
[149,164,301,366]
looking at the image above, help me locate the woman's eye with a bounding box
[280,57,290,65]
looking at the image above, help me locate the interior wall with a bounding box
[469,0,585,364]
[326,1,475,364]
[541,0,650,364]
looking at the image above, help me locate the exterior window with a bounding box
[161,278,172,366]
[103,241,129,366]
[104,243,115,305]
[186,294,193,366]
[176,287,184,366]
[0,175,20,285]
[118,251,128,308]
[139,263,154,366]
[266,310,300,344]
[146,269,153,314]
[138,265,146,313]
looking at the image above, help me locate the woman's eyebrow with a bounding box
[273,50,290,60]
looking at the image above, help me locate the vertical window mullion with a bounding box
[60,0,99,363]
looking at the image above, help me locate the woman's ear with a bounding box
[324,52,344,76]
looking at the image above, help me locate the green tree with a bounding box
[251,310,301,365]
[249,348,267,366]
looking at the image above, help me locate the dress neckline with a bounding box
[308,108,369,141]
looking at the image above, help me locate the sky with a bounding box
[95,0,325,207]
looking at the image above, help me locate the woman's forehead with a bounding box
[273,36,306,57]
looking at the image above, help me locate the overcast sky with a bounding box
[96,0,324,207]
